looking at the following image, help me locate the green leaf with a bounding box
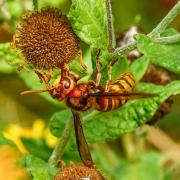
[135,34,180,74]
[160,28,178,37]
[70,46,93,83]
[21,137,52,161]
[111,57,129,80]
[83,80,180,143]
[0,43,22,73]
[68,0,108,49]
[130,56,150,81]
[24,155,58,180]
[49,110,71,137]
[0,134,17,149]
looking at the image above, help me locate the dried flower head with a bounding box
[14,8,79,70]
[54,163,106,180]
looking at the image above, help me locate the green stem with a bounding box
[154,34,180,44]
[110,1,180,60]
[48,117,74,166]
[111,41,136,60]
[149,1,180,37]
[106,0,115,52]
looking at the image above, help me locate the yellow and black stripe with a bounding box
[95,72,136,112]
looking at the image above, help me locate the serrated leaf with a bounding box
[130,56,150,81]
[135,34,180,74]
[68,0,108,49]
[24,155,58,180]
[84,80,180,143]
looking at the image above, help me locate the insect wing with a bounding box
[72,110,94,166]
[90,92,157,99]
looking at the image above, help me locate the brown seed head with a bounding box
[14,8,79,70]
[54,163,106,180]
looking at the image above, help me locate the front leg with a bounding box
[35,69,51,90]
[95,49,102,86]
[105,63,112,91]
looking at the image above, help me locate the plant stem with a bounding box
[110,1,180,60]
[149,1,180,37]
[155,34,180,44]
[106,0,115,52]
[111,41,137,60]
[48,117,74,166]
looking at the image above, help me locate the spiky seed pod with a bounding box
[54,163,106,180]
[14,8,79,70]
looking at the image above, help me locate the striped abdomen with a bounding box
[95,72,136,112]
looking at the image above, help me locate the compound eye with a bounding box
[64,80,70,89]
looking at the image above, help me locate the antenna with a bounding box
[20,88,54,95]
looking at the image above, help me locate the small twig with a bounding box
[149,1,180,37]
[111,41,137,60]
[48,117,74,166]
[106,0,115,52]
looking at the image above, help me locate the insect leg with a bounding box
[95,49,102,86]
[79,49,87,71]
[105,63,112,91]
[35,69,51,90]
[68,70,81,81]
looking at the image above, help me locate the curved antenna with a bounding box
[20,88,54,95]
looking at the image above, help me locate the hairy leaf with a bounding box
[23,155,57,180]
[68,0,108,49]
[135,34,180,74]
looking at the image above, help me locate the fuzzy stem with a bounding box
[154,34,180,44]
[106,0,115,52]
[110,1,180,60]
[149,1,180,37]
[48,117,74,166]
